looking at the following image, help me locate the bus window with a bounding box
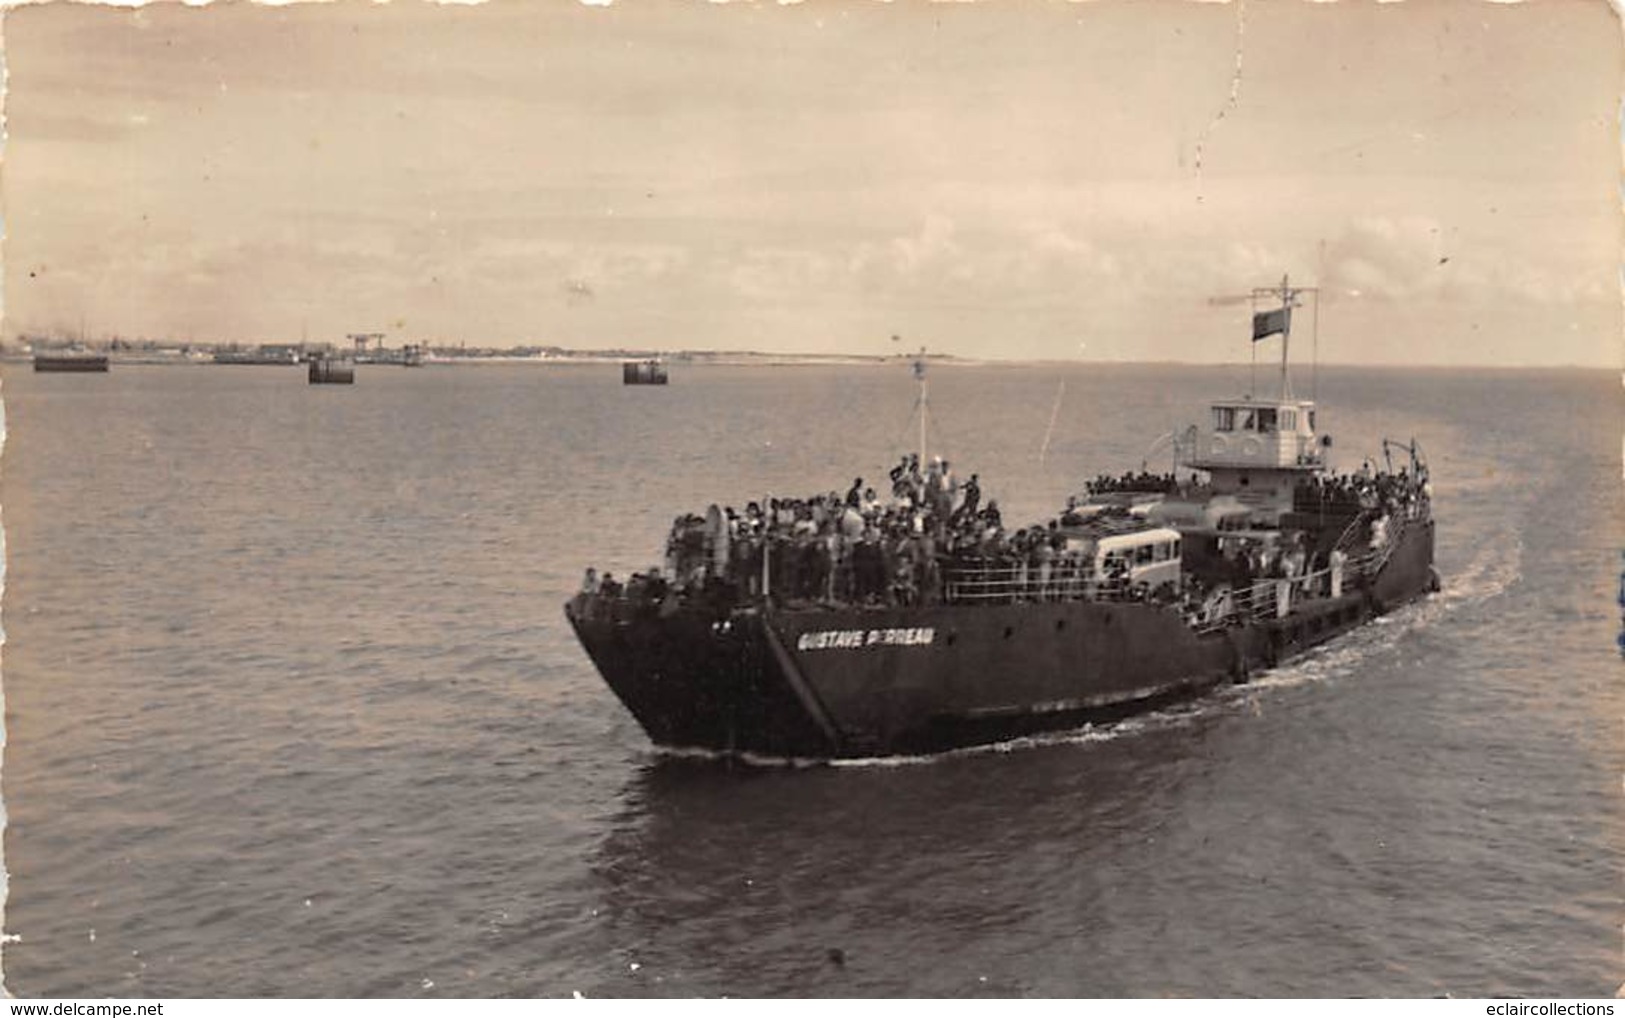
[1135,544,1154,565]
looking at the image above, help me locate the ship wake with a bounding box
[1226,524,1522,698]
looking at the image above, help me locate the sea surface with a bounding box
[0,360,1618,997]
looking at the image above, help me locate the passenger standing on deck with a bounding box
[918,531,941,606]
[961,473,981,518]
[1370,514,1389,551]
[664,516,684,579]
[855,530,883,603]
[680,514,707,587]
[846,478,864,508]
[800,530,827,602]
[736,527,760,597]
[1036,532,1056,601]
[819,521,840,602]
[1233,552,1254,595]
[574,568,601,618]
[704,505,727,582]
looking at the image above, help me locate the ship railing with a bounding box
[941,564,1142,605]
[1343,510,1410,583]
[1330,510,1373,556]
[1187,561,1349,634]
[1186,512,1419,634]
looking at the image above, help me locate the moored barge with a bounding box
[33,353,110,372]
[623,359,669,385]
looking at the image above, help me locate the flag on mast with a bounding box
[1252,305,1291,341]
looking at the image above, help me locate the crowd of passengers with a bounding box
[1084,471,1184,495]
[579,452,1187,618]
[1293,461,1432,519]
[573,453,1431,625]
[582,453,992,610]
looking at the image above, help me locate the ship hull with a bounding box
[568,518,1435,761]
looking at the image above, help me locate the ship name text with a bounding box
[796,627,936,651]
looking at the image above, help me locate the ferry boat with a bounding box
[566,279,1437,760]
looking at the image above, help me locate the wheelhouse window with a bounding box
[1213,406,1236,432]
[1280,409,1297,431]
[1256,408,1278,433]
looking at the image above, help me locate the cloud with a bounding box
[848,213,962,293]
[1322,217,1445,301]
[841,216,1131,308]
[1317,215,1614,307]
[727,248,840,301]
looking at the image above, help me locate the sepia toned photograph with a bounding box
[0,0,1619,998]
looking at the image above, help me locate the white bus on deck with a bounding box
[1068,527,1183,592]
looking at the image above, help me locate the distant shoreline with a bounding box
[0,352,1609,372]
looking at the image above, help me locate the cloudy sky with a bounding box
[4,0,1619,365]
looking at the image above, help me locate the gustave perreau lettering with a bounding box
[796,628,937,651]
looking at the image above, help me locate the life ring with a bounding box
[1210,436,1229,456]
[1241,437,1263,457]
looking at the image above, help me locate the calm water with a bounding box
[0,361,1618,997]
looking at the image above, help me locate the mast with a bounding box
[914,345,928,466]
[1249,275,1318,403]
[1278,274,1292,401]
